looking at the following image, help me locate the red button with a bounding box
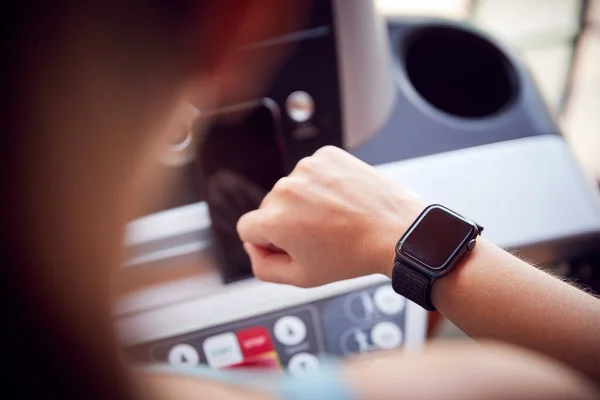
[225,352,281,371]
[236,326,274,358]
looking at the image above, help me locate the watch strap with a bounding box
[391,260,436,311]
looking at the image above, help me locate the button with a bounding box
[202,332,243,369]
[236,326,275,358]
[273,316,307,346]
[168,344,200,366]
[370,321,403,350]
[344,292,378,322]
[373,285,406,315]
[467,239,477,251]
[285,91,314,123]
[287,353,320,377]
[340,327,373,355]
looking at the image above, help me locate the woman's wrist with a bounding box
[374,211,492,311]
[429,237,493,312]
[370,202,425,278]
[373,230,399,279]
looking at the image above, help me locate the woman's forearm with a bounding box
[421,238,600,382]
[236,147,600,383]
[344,341,598,400]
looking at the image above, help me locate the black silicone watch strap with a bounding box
[391,260,436,311]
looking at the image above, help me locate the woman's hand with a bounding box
[237,146,424,287]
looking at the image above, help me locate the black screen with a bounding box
[197,102,286,283]
[401,207,473,270]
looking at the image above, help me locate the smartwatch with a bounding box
[391,204,483,311]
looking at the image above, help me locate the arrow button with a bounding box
[168,344,199,366]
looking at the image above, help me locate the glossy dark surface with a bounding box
[197,104,286,283]
[401,206,474,270]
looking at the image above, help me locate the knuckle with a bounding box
[273,177,299,198]
[256,207,282,232]
[268,206,288,226]
[314,145,341,158]
[264,206,295,235]
[295,156,316,173]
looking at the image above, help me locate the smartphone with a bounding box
[196,99,286,283]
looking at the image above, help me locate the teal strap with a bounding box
[137,359,358,400]
[278,361,357,400]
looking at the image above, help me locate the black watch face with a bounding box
[399,206,475,270]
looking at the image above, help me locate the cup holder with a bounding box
[401,26,517,118]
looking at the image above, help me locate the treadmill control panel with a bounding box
[125,283,406,376]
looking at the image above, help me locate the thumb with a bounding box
[243,242,305,286]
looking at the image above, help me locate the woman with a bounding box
[2,1,598,399]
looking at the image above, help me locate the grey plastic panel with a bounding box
[126,135,600,264]
[375,135,600,260]
[333,0,395,149]
[117,18,600,353]
[121,135,600,319]
[354,18,558,165]
[116,274,428,350]
[124,282,408,364]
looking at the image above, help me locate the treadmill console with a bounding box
[120,12,600,382]
[125,283,406,376]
